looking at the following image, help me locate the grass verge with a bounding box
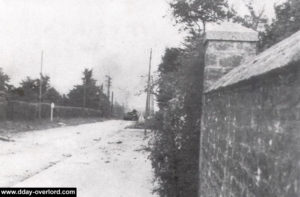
[0,117,106,135]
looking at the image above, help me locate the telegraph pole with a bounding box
[38,51,44,120]
[106,75,112,117]
[111,91,114,117]
[83,78,86,107]
[150,76,155,115]
[100,83,104,93]
[106,75,112,101]
[145,49,152,119]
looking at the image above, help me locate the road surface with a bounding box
[0,120,156,197]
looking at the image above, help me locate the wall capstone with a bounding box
[204,22,258,90]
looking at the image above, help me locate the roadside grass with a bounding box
[0,117,106,135]
[125,121,145,129]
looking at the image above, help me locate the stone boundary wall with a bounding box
[200,63,300,197]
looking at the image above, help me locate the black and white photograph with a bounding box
[0,0,299,196]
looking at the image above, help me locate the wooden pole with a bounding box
[83,78,86,107]
[38,51,44,120]
[150,76,154,115]
[106,75,111,101]
[111,91,114,117]
[50,102,55,122]
[144,49,152,137]
[145,49,152,119]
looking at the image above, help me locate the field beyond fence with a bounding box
[0,100,102,121]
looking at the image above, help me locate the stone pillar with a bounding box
[204,22,259,90]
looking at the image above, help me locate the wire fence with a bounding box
[0,100,102,121]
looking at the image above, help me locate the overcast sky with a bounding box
[0,0,284,110]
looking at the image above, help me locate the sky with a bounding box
[0,0,284,110]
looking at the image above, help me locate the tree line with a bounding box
[0,67,122,117]
[150,0,300,197]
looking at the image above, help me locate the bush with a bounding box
[150,43,204,197]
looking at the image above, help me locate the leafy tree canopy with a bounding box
[260,0,300,50]
[67,68,110,115]
[0,68,10,92]
[170,0,232,35]
[156,48,183,109]
[11,75,62,104]
[232,0,268,31]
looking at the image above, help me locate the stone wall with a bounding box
[200,63,300,197]
[204,40,257,90]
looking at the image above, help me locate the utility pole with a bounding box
[100,83,104,93]
[38,51,44,120]
[111,91,114,117]
[145,49,152,119]
[98,83,104,111]
[83,78,86,107]
[105,75,112,101]
[105,75,112,117]
[150,76,155,115]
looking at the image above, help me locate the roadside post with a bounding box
[50,102,55,122]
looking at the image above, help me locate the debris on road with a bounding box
[62,154,72,158]
[93,137,102,142]
[0,136,14,142]
[108,140,123,144]
[134,145,151,152]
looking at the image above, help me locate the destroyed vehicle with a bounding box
[123,109,138,121]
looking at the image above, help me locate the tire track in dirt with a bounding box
[11,154,73,187]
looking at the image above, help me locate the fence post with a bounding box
[50,102,55,122]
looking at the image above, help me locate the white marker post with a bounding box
[50,102,55,122]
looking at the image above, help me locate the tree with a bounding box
[12,75,62,104]
[15,77,39,102]
[0,68,10,92]
[68,69,98,108]
[260,0,300,50]
[170,0,232,35]
[150,1,231,197]
[150,48,184,197]
[233,0,268,31]
[67,68,110,116]
[150,45,206,197]
[156,48,182,109]
[43,87,63,104]
[0,68,9,120]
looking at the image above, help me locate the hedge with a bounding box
[4,101,102,121]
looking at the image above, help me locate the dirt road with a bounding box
[0,120,156,197]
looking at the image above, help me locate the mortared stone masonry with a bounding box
[200,25,300,197]
[204,22,258,90]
